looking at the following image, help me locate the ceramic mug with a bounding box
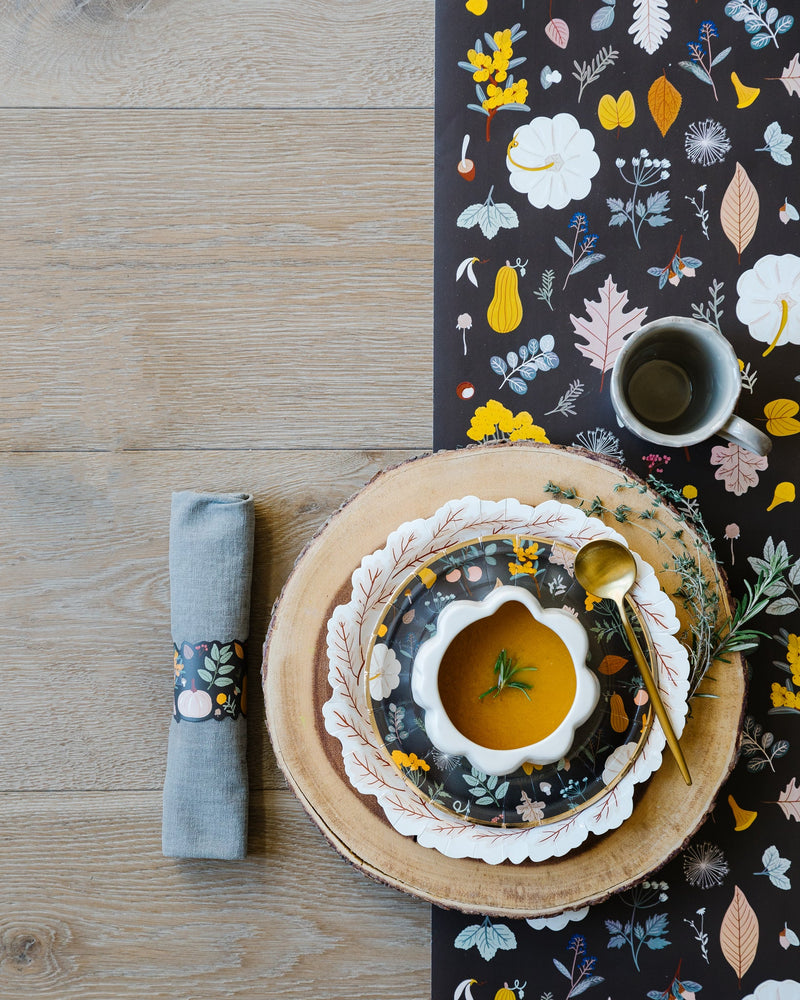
[610,315,772,456]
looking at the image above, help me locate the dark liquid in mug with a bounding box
[627,358,693,425]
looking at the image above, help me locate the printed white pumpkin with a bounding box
[177,686,213,719]
[506,113,600,210]
[736,254,800,356]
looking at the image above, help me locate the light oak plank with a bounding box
[0,789,430,999]
[0,448,425,792]
[0,110,433,452]
[0,0,434,108]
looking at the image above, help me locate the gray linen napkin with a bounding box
[162,490,255,860]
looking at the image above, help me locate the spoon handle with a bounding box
[616,599,692,787]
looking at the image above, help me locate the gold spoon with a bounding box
[574,538,692,786]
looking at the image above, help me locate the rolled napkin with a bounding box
[162,490,255,860]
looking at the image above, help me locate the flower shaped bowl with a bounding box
[411,586,600,775]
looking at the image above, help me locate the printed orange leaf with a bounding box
[776,777,800,821]
[598,90,636,131]
[598,654,628,675]
[648,72,682,136]
[720,886,759,987]
[570,275,648,390]
[720,162,759,263]
[765,399,800,436]
[545,17,569,48]
[710,443,768,495]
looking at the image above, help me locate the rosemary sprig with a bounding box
[479,649,536,701]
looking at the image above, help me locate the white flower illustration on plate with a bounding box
[736,254,800,356]
[507,113,600,210]
[368,643,402,699]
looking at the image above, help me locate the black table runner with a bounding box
[432,1,800,997]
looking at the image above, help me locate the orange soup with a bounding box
[436,600,577,752]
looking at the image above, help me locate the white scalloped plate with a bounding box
[322,496,690,865]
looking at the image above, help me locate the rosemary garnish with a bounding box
[479,649,536,701]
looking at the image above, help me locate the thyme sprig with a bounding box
[479,649,536,701]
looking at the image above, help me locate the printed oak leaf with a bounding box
[764,399,800,436]
[720,162,759,264]
[776,776,800,821]
[648,72,682,136]
[710,442,768,495]
[720,885,759,987]
[571,275,647,389]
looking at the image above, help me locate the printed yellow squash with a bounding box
[494,987,516,1000]
[487,262,523,333]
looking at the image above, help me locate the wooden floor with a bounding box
[0,3,434,997]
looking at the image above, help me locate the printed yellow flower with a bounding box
[584,592,602,611]
[508,410,549,442]
[509,540,541,577]
[771,682,800,709]
[467,398,512,440]
[787,633,800,684]
[682,484,698,499]
[216,692,227,705]
[466,399,549,443]
[391,749,430,772]
[468,48,493,82]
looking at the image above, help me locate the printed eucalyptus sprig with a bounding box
[724,0,794,50]
[490,335,560,395]
[479,649,536,700]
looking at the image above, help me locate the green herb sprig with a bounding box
[479,649,536,701]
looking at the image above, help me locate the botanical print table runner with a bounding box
[432,1,800,997]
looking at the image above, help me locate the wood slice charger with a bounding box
[262,443,746,918]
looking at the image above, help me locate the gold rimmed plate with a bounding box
[365,533,656,828]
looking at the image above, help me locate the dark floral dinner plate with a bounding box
[366,534,655,828]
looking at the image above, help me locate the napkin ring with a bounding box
[172,640,247,722]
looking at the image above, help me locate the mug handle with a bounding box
[718,414,772,456]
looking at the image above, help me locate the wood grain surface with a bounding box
[264,444,746,918]
[0,0,434,994]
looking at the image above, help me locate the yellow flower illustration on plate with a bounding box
[509,540,541,577]
[391,749,430,772]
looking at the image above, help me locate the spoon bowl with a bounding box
[575,538,692,786]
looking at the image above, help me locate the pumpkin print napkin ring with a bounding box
[162,490,255,860]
